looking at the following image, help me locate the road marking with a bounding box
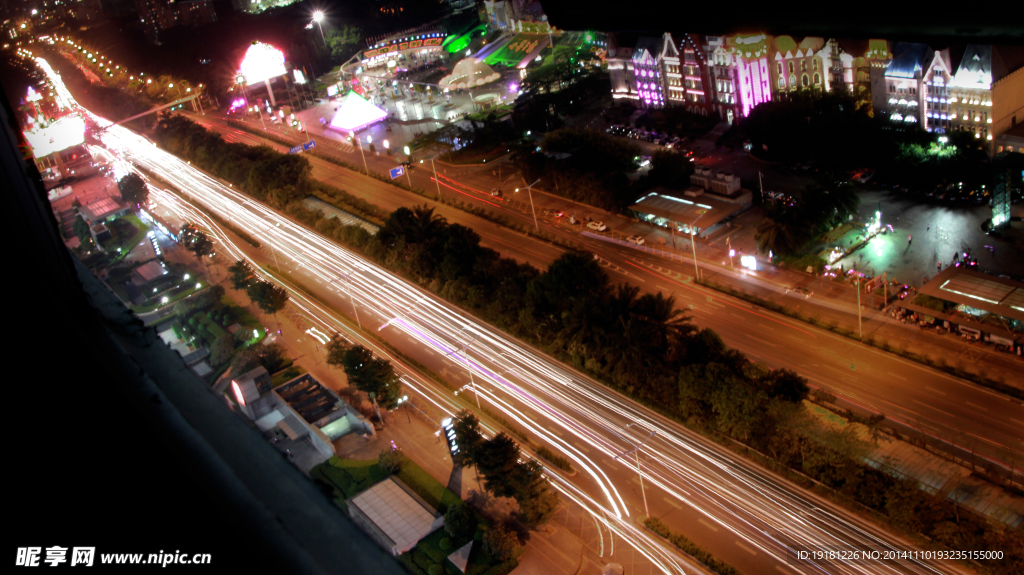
[735,541,757,555]
[655,285,671,292]
[911,399,958,419]
[698,518,719,532]
[923,386,947,395]
[573,442,590,453]
[777,566,796,574]
[748,336,777,348]
[890,373,907,381]
[1009,418,1024,426]
[964,401,989,412]
[663,497,682,510]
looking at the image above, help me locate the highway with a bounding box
[31,51,988,575]
[190,114,1024,472]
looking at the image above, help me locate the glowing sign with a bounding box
[24,116,85,157]
[26,86,42,102]
[293,69,306,85]
[326,84,338,97]
[238,42,286,86]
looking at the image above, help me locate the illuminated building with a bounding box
[482,0,511,30]
[849,39,892,115]
[135,0,217,45]
[770,36,826,96]
[678,33,711,115]
[708,33,773,124]
[878,43,946,128]
[947,45,994,146]
[230,0,298,15]
[608,33,674,109]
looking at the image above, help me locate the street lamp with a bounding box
[515,179,541,232]
[312,11,327,48]
[613,423,656,518]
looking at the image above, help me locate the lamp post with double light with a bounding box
[516,179,540,232]
[612,423,656,518]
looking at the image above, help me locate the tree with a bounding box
[117,172,148,207]
[452,410,486,466]
[227,260,254,290]
[341,345,403,410]
[230,342,286,375]
[73,214,91,244]
[325,334,350,368]
[482,524,522,563]
[246,280,289,315]
[443,503,476,540]
[378,443,406,474]
[755,217,796,257]
[512,459,559,528]
[208,333,235,365]
[476,433,521,498]
[759,368,809,403]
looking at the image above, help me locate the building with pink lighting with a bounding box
[608,33,679,109]
[707,33,773,124]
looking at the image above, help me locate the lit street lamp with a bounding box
[312,11,327,48]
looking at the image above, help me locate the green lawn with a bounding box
[271,364,307,387]
[397,460,464,514]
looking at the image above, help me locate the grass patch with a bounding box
[396,459,463,514]
[271,364,307,387]
[313,456,391,500]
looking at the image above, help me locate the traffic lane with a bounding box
[189,115,1024,460]
[613,246,1024,460]
[195,118,564,270]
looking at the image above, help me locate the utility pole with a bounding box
[613,424,657,519]
[516,179,541,232]
[431,158,442,200]
[855,277,863,338]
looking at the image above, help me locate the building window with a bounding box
[814,73,820,85]
[889,84,895,93]
[778,62,783,75]
[801,60,806,72]
[779,77,785,89]
[802,74,809,87]
[790,75,797,88]
[813,59,818,70]
[788,61,794,74]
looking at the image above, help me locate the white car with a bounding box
[626,235,645,246]
[587,221,607,232]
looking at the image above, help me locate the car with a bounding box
[626,235,645,245]
[553,210,564,218]
[658,137,672,146]
[785,287,814,299]
[490,188,502,197]
[587,221,607,231]
[666,136,681,147]
[853,170,875,184]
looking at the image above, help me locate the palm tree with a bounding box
[756,218,795,257]
[635,292,695,357]
[408,205,447,243]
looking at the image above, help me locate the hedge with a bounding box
[643,517,740,575]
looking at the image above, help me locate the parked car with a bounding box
[785,287,814,299]
[553,210,564,218]
[587,221,607,231]
[490,188,502,197]
[853,170,875,184]
[626,235,645,245]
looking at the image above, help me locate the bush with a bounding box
[644,517,739,575]
[378,445,407,475]
[481,559,519,575]
[536,446,573,472]
[482,524,521,563]
[438,537,452,551]
[443,503,475,541]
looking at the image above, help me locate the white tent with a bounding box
[439,58,501,90]
[329,91,388,133]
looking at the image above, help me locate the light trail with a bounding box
[31,53,970,575]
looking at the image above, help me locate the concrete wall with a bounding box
[993,67,1024,139]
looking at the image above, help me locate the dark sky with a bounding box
[541,1,1024,46]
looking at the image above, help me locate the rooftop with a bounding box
[918,266,1024,324]
[629,187,745,232]
[349,477,441,555]
[885,42,932,79]
[275,374,345,427]
[80,196,127,223]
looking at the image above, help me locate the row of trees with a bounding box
[324,340,404,416]
[154,113,313,210]
[226,260,289,318]
[755,181,860,257]
[283,202,1021,566]
[452,411,559,529]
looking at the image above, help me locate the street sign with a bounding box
[389,166,405,179]
[303,139,316,151]
[289,145,302,154]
